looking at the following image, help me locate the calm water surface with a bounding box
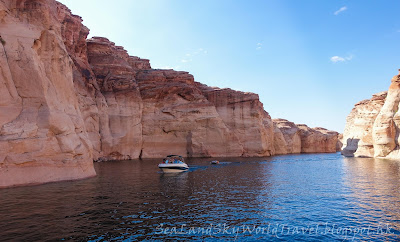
[1,153,400,241]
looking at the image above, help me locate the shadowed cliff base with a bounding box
[341,138,360,157]
[0,0,338,188]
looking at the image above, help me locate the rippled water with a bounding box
[1,153,400,241]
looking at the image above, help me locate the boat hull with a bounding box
[159,167,188,173]
[158,164,189,173]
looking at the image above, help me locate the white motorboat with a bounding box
[158,155,189,173]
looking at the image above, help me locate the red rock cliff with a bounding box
[0,0,339,187]
[273,119,339,155]
[197,84,275,157]
[0,0,96,187]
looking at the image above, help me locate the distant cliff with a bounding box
[0,0,339,188]
[342,70,400,159]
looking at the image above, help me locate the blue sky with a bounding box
[58,0,400,132]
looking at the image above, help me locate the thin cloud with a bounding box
[191,48,208,56]
[181,48,207,64]
[256,42,262,50]
[334,6,347,15]
[156,65,181,70]
[346,55,353,61]
[330,55,353,63]
[331,56,345,63]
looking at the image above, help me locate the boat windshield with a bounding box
[165,159,184,164]
[164,155,185,164]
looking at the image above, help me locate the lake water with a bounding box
[1,153,400,241]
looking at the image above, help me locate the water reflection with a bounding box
[0,154,399,240]
[342,157,400,240]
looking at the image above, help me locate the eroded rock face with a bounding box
[56,2,104,160]
[337,133,343,152]
[0,0,95,187]
[342,70,400,159]
[297,125,338,153]
[137,71,244,158]
[87,37,146,161]
[272,122,288,155]
[273,119,339,154]
[273,119,301,154]
[341,92,387,157]
[0,0,340,188]
[372,73,400,159]
[197,84,274,157]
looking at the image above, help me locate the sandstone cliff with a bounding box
[0,0,339,187]
[297,125,339,153]
[342,92,387,157]
[342,70,400,159]
[136,70,244,158]
[0,0,96,187]
[197,84,274,157]
[86,37,145,161]
[273,119,301,154]
[273,119,339,155]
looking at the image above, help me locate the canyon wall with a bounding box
[0,0,96,187]
[273,119,339,155]
[197,84,275,157]
[342,70,400,159]
[136,69,245,158]
[0,0,339,187]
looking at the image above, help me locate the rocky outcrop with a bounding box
[86,37,146,161]
[0,0,339,188]
[336,133,343,152]
[136,71,244,158]
[297,125,339,153]
[341,92,387,157]
[273,119,301,154]
[342,70,400,159]
[197,84,274,157]
[372,72,400,159]
[273,119,339,154]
